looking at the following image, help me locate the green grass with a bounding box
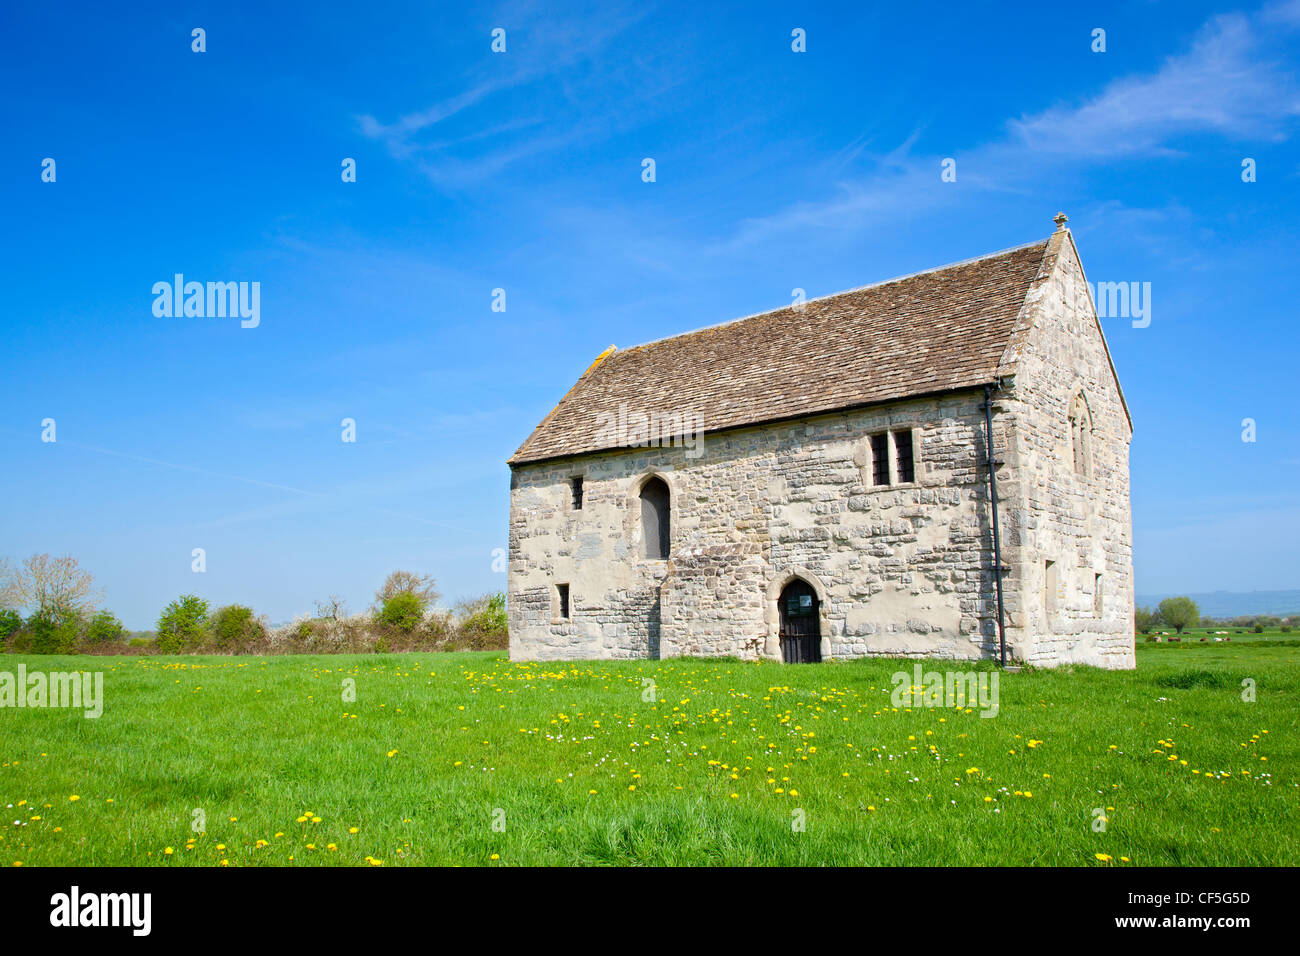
[1,644,1296,866]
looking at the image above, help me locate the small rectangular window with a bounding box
[871,433,890,486]
[1044,561,1058,614]
[894,429,915,484]
[1094,573,1103,615]
[557,584,570,620]
[570,476,583,510]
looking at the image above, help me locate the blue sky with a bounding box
[2,0,1298,627]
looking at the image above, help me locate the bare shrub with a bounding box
[374,571,440,609]
[7,553,102,626]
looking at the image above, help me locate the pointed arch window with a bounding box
[639,477,671,560]
[1068,393,1092,476]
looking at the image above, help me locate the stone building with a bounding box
[507,216,1135,668]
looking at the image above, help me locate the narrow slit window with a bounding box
[1069,393,1091,476]
[1094,573,1104,615]
[894,430,915,484]
[570,476,584,510]
[871,433,890,486]
[1044,561,1058,614]
[557,584,570,620]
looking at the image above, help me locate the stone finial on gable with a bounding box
[1053,211,1069,231]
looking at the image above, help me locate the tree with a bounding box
[6,553,102,626]
[85,610,124,644]
[376,591,424,633]
[374,571,440,609]
[454,592,508,650]
[211,604,263,650]
[457,592,507,633]
[25,607,84,654]
[0,608,21,639]
[1157,596,1199,635]
[156,595,210,653]
[0,557,20,610]
[314,595,347,621]
[1134,605,1161,635]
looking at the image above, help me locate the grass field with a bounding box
[2,641,1296,866]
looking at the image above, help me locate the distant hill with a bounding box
[1135,589,1300,618]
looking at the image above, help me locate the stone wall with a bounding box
[998,231,1136,667]
[509,391,1026,664]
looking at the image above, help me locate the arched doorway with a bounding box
[778,579,821,663]
[639,476,671,560]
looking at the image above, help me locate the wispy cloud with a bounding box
[723,3,1300,250]
[1009,12,1300,156]
[356,2,650,187]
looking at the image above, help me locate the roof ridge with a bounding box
[617,235,1052,356]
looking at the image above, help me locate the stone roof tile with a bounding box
[510,237,1051,465]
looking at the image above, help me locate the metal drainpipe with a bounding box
[984,383,1008,668]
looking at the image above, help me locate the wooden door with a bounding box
[779,580,821,663]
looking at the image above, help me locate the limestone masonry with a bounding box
[507,220,1135,668]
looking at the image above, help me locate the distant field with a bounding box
[1,643,1295,866]
[1141,625,1298,644]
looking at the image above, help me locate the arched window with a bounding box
[639,477,670,560]
[1068,392,1091,476]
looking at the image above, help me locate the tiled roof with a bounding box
[510,237,1052,465]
